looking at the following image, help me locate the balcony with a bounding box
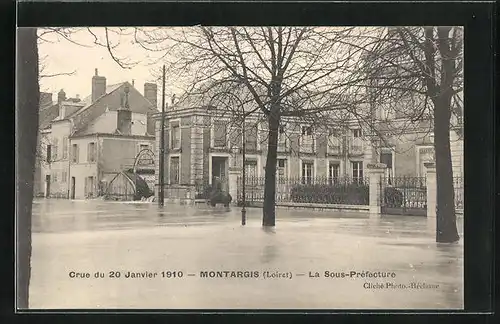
[277,137,289,153]
[328,144,342,155]
[300,136,315,154]
[349,137,364,156]
[327,135,342,155]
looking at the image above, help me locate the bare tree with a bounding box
[126,27,377,226]
[17,27,39,309]
[355,27,463,243]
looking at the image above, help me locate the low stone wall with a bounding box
[235,200,369,213]
[277,202,370,213]
[164,198,196,205]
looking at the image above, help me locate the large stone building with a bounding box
[153,92,463,203]
[153,102,374,202]
[35,69,158,199]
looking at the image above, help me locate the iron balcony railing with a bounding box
[349,137,364,155]
[300,136,315,153]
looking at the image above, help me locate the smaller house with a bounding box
[35,69,158,200]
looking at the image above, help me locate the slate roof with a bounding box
[39,82,158,135]
[65,83,124,119]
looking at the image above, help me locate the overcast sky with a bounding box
[38,28,168,102]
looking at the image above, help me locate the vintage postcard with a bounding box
[16,26,465,310]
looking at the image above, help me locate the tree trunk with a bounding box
[262,108,280,227]
[16,27,39,309]
[433,95,459,243]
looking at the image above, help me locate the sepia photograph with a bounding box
[17,26,465,310]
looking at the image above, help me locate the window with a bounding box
[62,170,67,183]
[171,123,180,149]
[52,172,58,183]
[52,138,58,161]
[301,126,314,153]
[352,161,364,183]
[85,176,95,198]
[350,129,363,153]
[328,128,341,154]
[301,126,313,136]
[278,125,287,150]
[62,137,68,159]
[87,142,96,162]
[301,161,314,184]
[277,159,287,180]
[244,159,258,179]
[245,124,258,151]
[329,162,340,184]
[170,157,180,184]
[213,121,227,147]
[46,145,52,163]
[71,144,79,163]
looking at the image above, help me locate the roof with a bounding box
[65,83,124,119]
[40,81,158,136]
[39,103,60,129]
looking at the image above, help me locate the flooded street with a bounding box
[30,199,464,310]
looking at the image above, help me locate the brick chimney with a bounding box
[57,89,66,103]
[143,82,158,109]
[117,85,132,135]
[92,68,106,102]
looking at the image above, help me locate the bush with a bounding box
[290,183,369,205]
[384,187,404,207]
[209,191,232,207]
[289,183,404,207]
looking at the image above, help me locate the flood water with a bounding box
[29,199,464,310]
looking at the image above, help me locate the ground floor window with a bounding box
[170,157,180,184]
[328,162,340,184]
[244,159,258,178]
[85,176,95,198]
[301,161,314,184]
[277,158,287,183]
[351,161,364,183]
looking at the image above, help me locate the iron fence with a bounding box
[453,176,464,210]
[380,176,427,211]
[237,176,370,206]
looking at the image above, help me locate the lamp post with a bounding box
[158,65,166,206]
[210,91,250,226]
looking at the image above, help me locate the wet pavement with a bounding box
[29,199,464,310]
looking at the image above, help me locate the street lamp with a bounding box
[210,91,249,226]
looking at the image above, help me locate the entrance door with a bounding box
[70,177,76,199]
[45,175,51,198]
[212,157,227,182]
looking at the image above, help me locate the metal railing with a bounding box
[381,176,427,209]
[237,176,370,206]
[453,176,464,210]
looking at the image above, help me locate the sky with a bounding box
[38,28,169,103]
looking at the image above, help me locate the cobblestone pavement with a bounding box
[29,199,464,310]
